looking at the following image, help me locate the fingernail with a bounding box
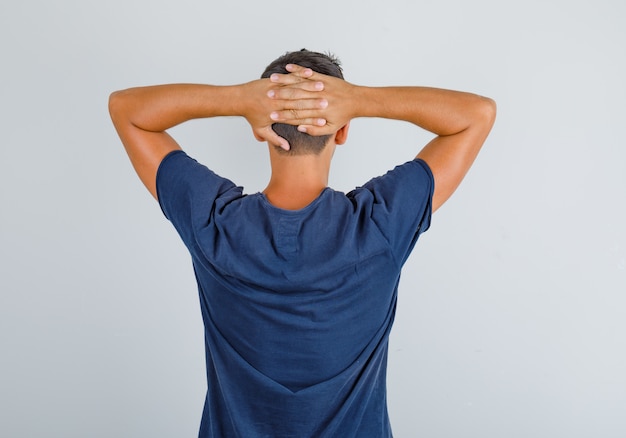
[304,69,313,77]
[317,119,326,126]
[267,90,275,98]
[270,112,279,120]
[298,125,307,133]
[315,82,324,90]
[270,73,279,82]
[320,99,328,109]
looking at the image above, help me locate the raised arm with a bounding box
[269,66,496,212]
[367,86,496,212]
[108,79,327,199]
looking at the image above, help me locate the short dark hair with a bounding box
[261,49,343,155]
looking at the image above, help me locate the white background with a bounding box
[1,0,624,437]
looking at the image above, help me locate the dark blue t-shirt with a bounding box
[156,150,433,437]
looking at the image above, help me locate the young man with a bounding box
[109,49,495,437]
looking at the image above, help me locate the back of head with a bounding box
[261,49,344,155]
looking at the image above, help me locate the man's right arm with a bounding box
[268,66,496,213]
[108,79,327,199]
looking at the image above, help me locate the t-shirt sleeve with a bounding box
[361,158,434,266]
[156,150,238,246]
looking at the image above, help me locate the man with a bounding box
[109,49,495,437]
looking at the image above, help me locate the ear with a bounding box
[334,122,350,145]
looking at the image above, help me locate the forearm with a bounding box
[352,86,495,136]
[109,84,245,132]
[272,75,495,141]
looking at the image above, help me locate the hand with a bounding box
[239,79,290,150]
[240,69,328,150]
[267,64,356,136]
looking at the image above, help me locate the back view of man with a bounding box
[109,49,496,437]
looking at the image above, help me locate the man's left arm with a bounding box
[268,66,496,213]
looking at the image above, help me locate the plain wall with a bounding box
[1,0,624,436]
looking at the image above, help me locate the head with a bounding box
[261,49,344,155]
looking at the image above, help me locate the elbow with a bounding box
[108,90,123,122]
[479,96,497,128]
[108,89,126,113]
[462,95,496,136]
[108,89,133,125]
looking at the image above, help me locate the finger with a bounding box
[268,83,324,100]
[269,130,290,151]
[286,65,326,83]
[285,64,314,78]
[269,74,322,88]
[296,124,336,137]
[256,127,290,150]
[269,98,328,115]
[270,108,327,123]
[269,69,322,86]
[270,72,310,85]
[273,117,327,127]
[269,99,328,116]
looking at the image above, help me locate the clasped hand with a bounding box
[244,64,353,150]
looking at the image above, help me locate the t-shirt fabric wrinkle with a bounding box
[156,150,434,438]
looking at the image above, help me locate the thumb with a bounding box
[256,127,290,151]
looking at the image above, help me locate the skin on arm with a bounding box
[268,65,497,212]
[108,79,328,199]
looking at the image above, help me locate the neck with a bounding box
[263,144,334,210]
